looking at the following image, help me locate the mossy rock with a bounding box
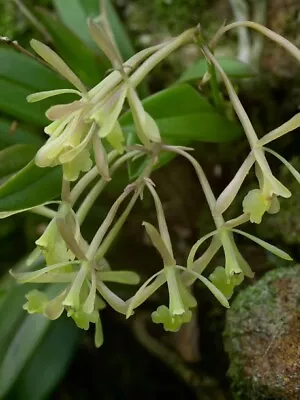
[224,266,300,400]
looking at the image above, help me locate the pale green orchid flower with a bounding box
[126,221,229,332]
[203,45,300,222]
[186,224,292,294]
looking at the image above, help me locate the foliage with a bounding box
[1,0,300,398]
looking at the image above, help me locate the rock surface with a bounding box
[224,266,300,400]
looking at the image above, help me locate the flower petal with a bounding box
[232,228,293,260]
[143,222,176,266]
[27,89,82,103]
[264,147,300,185]
[30,39,86,92]
[97,270,140,285]
[97,87,127,138]
[96,278,127,314]
[175,265,229,308]
[88,18,123,70]
[62,263,88,308]
[215,152,255,214]
[46,101,84,121]
[10,261,80,283]
[259,113,300,146]
[146,181,173,257]
[165,266,185,315]
[126,270,165,318]
[187,230,218,269]
[83,271,97,314]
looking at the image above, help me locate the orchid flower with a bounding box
[201,46,300,223]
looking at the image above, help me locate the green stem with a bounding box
[76,150,141,224]
[30,206,56,219]
[70,150,119,205]
[207,60,224,112]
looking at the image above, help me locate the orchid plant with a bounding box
[7,8,300,347]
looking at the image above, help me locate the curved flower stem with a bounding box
[130,28,197,88]
[76,150,141,224]
[94,189,141,261]
[163,145,224,228]
[61,179,71,203]
[210,21,300,63]
[86,189,132,260]
[29,206,57,219]
[225,213,250,229]
[146,181,173,257]
[201,45,258,148]
[200,45,276,187]
[70,150,119,205]
[94,159,156,260]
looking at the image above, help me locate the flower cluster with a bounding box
[9,17,300,344]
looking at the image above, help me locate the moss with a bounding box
[224,266,300,400]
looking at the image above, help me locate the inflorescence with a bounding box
[9,12,300,346]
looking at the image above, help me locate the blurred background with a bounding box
[0,1,299,399]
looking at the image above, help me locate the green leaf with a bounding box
[36,8,106,86]
[121,84,242,142]
[103,0,135,61]
[0,47,83,125]
[53,0,97,48]
[0,160,62,213]
[0,145,40,179]
[0,312,50,397]
[53,0,135,61]
[0,119,42,149]
[7,317,79,400]
[0,284,30,364]
[0,78,48,125]
[179,57,255,83]
[0,47,72,91]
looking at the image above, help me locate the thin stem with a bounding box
[61,179,71,203]
[86,189,132,260]
[207,60,224,112]
[70,150,119,205]
[30,206,56,219]
[94,158,155,260]
[76,150,141,224]
[225,213,250,228]
[146,181,173,257]
[94,190,141,260]
[210,21,300,64]
[163,145,224,227]
[130,28,197,88]
[201,45,258,147]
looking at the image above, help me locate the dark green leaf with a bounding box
[0,161,62,213]
[0,78,48,125]
[53,0,135,61]
[121,84,242,142]
[104,0,135,61]
[0,313,50,397]
[7,317,79,400]
[179,57,255,83]
[36,8,107,86]
[0,145,40,179]
[0,119,42,149]
[0,284,29,363]
[0,48,71,91]
[53,0,96,48]
[124,113,242,142]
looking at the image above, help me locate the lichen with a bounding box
[224,266,300,399]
